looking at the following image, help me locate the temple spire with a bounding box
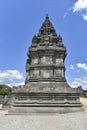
[38,14,57,36]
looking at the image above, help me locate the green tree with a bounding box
[0,84,12,95]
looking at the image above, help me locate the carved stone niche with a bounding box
[40,56,53,64]
[30,68,39,78]
[54,68,62,77]
[31,57,38,65]
[55,57,63,65]
[40,68,53,78]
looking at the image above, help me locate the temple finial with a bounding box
[46,13,49,19]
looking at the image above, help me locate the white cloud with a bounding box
[69,64,74,70]
[82,13,87,20]
[13,82,24,86]
[63,8,72,19]
[70,76,87,90]
[73,0,87,12]
[67,64,74,71]
[0,70,25,87]
[63,12,68,19]
[77,63,87,71]
[66,63,87,89]
[73,0,87,20]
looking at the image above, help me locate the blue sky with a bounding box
[0,0,87,89]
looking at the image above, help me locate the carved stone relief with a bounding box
[26,71,30,81]
[54,69,62,77]
[61,69,64,77]
[30,69,39,78]
[56,58,63,64]
[40,56,52,64]
[40,69,53,78]
[34,68,39,77]
[31,58,38,64]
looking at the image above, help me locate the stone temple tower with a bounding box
[26,14,66,84]
[6,14,83,113]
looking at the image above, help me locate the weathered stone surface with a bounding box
[3,14,83,113]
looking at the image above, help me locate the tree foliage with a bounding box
[0,84,12,95]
